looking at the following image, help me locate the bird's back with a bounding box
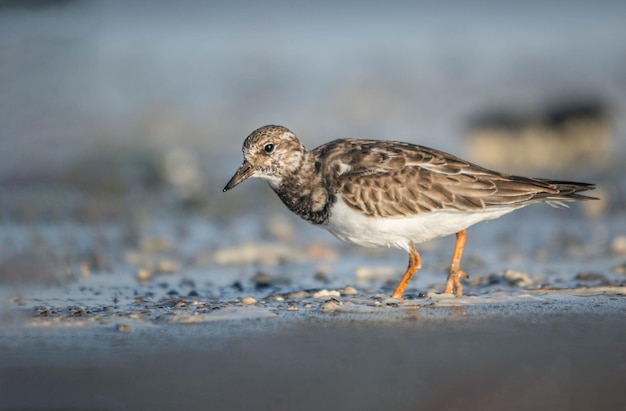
[312,138,596,218]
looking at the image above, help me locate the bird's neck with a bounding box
[272,152,335,225]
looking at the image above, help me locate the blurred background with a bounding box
[2,3,626,409]
[1,0,625,213]
[0,0,625,287]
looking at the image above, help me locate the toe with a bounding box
[454,279,463,296]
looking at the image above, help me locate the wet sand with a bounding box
[1,295,625,411]
[0,201,624,410]
[0,188,623,411]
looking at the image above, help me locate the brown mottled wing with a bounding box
[315,139,592,218]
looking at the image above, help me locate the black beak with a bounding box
[223,162,254,192]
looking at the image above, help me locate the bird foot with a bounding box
[443,268,468,296]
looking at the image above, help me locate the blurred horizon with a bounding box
[1,0,625,203]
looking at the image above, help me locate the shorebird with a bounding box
[223,125,597,298]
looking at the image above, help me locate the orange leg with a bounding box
[391,243,421,299]
[443,230,469,296]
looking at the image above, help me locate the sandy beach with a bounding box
[1,1,626,410]
[2,296,625,410]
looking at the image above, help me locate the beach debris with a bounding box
[319,298,342,313]
[127,250,182,282]
[136,268,153,283]
[34,306,50,318]
[341,285,359,295]
[241,296,257,305]
[480,270,535,288]
[502,270,534,287]
[283,290,311,299]
[382,297,401,307]
[313,289,341,299]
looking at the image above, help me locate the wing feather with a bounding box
[313,138,595,218]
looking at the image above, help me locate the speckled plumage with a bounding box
[224,125,597,298]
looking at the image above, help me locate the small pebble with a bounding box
[116,324,131,333]
[503,270,533,287]
[285,290,310,299]
[382,297,401,306]
[313,289,341,299]
[287,306,298,311]
[241,296,257,305]
[34,308,49,318]
[136,268,152,283]
[342,285,359,295]
[319,299,342,313]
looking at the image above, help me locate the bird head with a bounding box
[223,125,306,192]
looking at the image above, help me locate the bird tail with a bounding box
[535,179,598,207]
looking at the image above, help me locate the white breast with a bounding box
[324,196,521,252]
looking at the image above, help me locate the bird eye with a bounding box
[264,143,274,153]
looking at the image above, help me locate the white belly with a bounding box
[324,197,521,252]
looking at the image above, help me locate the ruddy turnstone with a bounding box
[223,125,597,298]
